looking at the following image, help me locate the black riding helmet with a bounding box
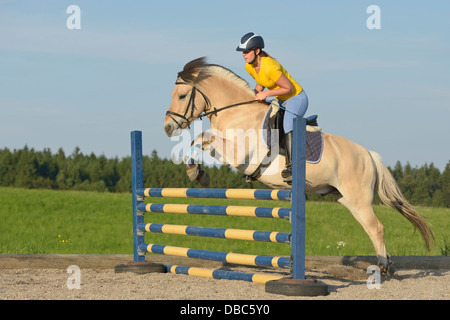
[236,32,264,51]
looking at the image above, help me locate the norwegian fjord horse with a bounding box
[163,58,433,274]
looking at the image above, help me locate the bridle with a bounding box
[165,81,211,130]
[166,80,259,129]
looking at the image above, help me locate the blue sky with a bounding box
[1,0,449,171]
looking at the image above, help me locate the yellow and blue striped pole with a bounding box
[137,187,291,201]
[137,203,290,219]
[140,243,290,268]
[165,265,284,284]
[138,222,291,243]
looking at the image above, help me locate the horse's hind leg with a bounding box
[336,194,394,274]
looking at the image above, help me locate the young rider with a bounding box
[236,32,308,182]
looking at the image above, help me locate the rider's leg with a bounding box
[281,90,308,181]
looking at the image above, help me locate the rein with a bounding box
[166,81,259,129]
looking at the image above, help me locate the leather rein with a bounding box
[166,81,259,129]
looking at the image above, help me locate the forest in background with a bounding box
[0,146,449,208]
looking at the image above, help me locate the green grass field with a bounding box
[0,187,448,257]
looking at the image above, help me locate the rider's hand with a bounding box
[255,91,267,101]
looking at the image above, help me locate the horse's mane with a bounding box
[178,57,255,97]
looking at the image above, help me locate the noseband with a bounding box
[166,80,259,130]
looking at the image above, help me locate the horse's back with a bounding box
[306,131,376,193]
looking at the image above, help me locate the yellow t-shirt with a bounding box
[245,56,302,101]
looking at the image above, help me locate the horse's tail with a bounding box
[369,151,434,250]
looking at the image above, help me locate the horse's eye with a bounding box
[179,94,187,100]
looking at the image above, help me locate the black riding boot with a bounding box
[281,131,293,182]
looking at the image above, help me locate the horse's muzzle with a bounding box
[164,117,185,137]
[164,121,175,137]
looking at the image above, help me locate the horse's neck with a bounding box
[202,77,268,133]
[200,76,271,175]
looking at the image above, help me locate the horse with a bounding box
[163,57,433,274]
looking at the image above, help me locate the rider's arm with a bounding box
[255,74,293,100]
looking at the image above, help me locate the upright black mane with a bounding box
[177,57,254,95]
[177,57,210,84]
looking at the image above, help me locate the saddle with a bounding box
[263,102,321,157]
[245,103,323,182]
[263,104,322,155]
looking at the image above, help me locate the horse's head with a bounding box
[164,57,211,137]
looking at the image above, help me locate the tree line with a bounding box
[0,146,448,208]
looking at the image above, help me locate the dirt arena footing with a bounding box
[1,254,448,301]
[1,254,448,270]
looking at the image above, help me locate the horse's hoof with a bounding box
[387,262,396,276]
[281,169,292,179]
[378,260,395,277]
[196,170,210,187]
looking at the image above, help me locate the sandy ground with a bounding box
[1,265,448,301]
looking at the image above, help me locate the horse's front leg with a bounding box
[185,131,226,187]
[185,147,210,187]
[186,161,210,187]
